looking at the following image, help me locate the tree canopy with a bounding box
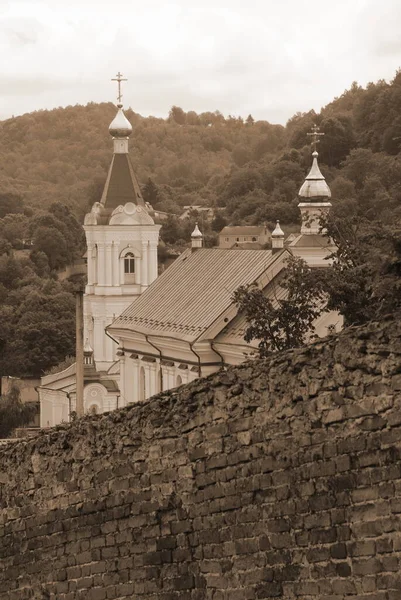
[0,385,37,438]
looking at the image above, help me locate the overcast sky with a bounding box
[0,0,400,125]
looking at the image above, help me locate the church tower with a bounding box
[298,124,332,235]
[83,75,161,371]
[289,124,334,267]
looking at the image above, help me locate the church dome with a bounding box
[109,104,132,138]
[298,151,331,201]
[191,223,203,239]
[271,220,284,238]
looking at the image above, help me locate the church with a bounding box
[39,90,342,427]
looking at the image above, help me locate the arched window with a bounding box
[124,252,135,274]
[121,250,136,284]
[176,375,182,387]
[252,237,257,242]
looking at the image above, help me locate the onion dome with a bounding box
[191,222,203,250]
[298,151,331,201]
[84,339,93,354]
[271,220,284,238]
[109,104,132,138]
[191,222,203,239]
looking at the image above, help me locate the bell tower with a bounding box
[83,74,161,371]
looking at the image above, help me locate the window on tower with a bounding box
[124,252,135,274]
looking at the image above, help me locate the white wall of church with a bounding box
[40,390,70,428]
[83,224,160,368]
[119,354,198,406]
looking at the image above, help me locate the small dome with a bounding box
[191,223,203,238]
[84,339,93,354]
[271,220,284,238]
[109,104,132,138]
[299,151,331,200]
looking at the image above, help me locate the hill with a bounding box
[0,70,401,227]
[0,72,400,379]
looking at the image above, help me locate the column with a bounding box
[105,243,113,286]
[119,354,126,406]
[105,317,115,362]
[87,242,94,285]
[141,242,149,287]
[97,244,105,286]
[148,241,158,284]
[93,317,105,363]
[132,359,139,403]
[112,243,120,287]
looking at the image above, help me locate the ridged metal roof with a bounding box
[110,248,279,342]
[216,279,287,343]
[100,154,145,211]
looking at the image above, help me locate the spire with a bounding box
[109,71,132,154]
[191,222,203,250]
[90,73,146,217]
[299,124,331,201]
[298,125,332,235]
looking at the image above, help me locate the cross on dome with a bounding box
[307,124,324,152]
[111,71,128,105]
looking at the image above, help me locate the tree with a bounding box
[318,213,401,326]
[142,178,160,206]
[0,384,36,438]
[245,114,255,126]
[0,192,24,219]
[168,106,186,125]
[211,211,227,232]
[233,256,325,357]
[0,213,29,248]
[0,289,76,377]
[318,115,355,167]
[32,226,68,270]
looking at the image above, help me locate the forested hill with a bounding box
[1,71,401,227]
[0,72,401,380]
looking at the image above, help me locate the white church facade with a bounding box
[39,94,342,427]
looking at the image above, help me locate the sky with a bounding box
[0,0,401,125]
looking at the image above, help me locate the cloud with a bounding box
[0,0,401,124]
[0,16,44,46]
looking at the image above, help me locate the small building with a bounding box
[219,225,271,248]
[180,206,214,221]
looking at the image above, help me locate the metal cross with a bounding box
[111,71,127,104]
[307,123,324,151]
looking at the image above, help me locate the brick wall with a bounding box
[1,315,401,599]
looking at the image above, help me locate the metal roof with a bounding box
[109,248,281,342]
[298,151,331,200]
[289,234,334,248]
[100,153,145,212]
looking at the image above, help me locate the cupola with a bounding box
[109,104,133,139]
[271,220,284,253]
[191,222,203,250]
[298,150,331,201]
[298,125,332,235]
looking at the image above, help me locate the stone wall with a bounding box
[1,315,401,600]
